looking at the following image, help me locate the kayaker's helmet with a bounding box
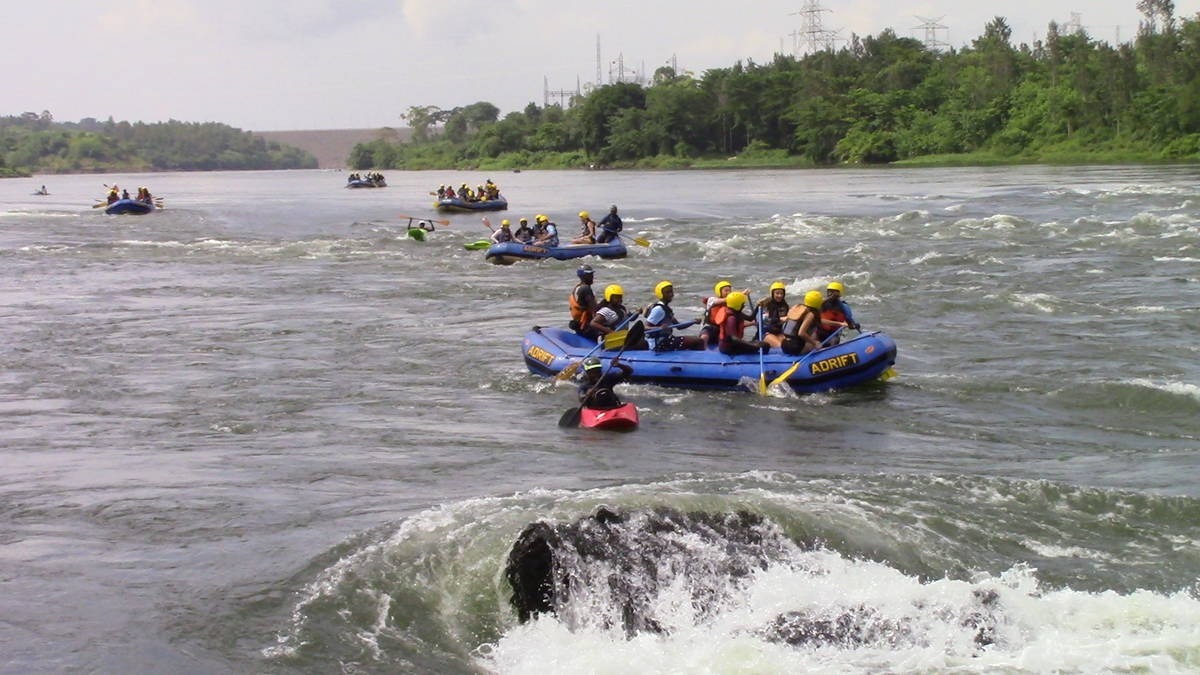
[725,292,748,311]
[500,219,511,227]
[536,214,548,223]
[604,284,624,302]
[804,290,823,309]
[577,264,594,280]
[827,281,845,294]
[610,204,618,213]
[769,281,787,294]
[654,280,673,300]
[579,211,590,219]
[714,280,732,297]
[582,357,603,372]
[519,217,528,224]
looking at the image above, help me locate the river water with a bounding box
[1,166,1198,673]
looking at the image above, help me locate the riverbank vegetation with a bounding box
[352,2,1200,170]
[0,114,317,175]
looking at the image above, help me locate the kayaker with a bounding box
[570,211,597,244]
[533,215,559,247]
[107,186,120,204]
[644,281,705,351]
[578,356,633,410]
[513,217,534,243]
[718,292,768,356]
[780,291,826,355]
[596,205,623,243]
[756,281,790,349]
[490,219,515,243]
[818,281,859,345]
[569,264,599,336]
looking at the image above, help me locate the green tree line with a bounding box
[0,113,317,175]
[352,2,1200,169]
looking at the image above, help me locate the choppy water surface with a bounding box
[1,166,1198,673]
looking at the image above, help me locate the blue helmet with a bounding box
[577,264,594,280]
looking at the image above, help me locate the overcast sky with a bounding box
[7,0,1197,131]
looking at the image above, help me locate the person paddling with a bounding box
[596,204,623,243]
[578,356,633,410]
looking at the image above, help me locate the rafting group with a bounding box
[544,266,893,430]
[94,184,163,214]
[103,184,155,205]
[435,179,502,202]
[346,172,386,188]
[488,205,622,246]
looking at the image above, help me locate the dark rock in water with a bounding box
[504,505,804,635]
[503,506,1007,652]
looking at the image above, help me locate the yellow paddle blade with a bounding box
[632,236,650,247]
[556,361,581,381]
[879,367,898,381]
[758,373,768,395]
[603,329,627,350]
[769,361,801,388]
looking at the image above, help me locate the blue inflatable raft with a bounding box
[523,326,897,393]
[104,199,156,215]
[435,197,508,212]
[485,238,628,264]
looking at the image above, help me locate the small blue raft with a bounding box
[104,199,155,215]
[435,197,508,212]
[485,238,628,264]
[523,326,897,393]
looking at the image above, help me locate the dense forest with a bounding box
[351,3,1200,169]
[0,114,317,175]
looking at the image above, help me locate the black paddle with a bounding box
[558,320,644,428]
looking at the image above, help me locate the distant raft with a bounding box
[435,197,508,213]
[484,238,628,265]
[104,199,156,215]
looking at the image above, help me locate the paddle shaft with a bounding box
[556,310,641,381]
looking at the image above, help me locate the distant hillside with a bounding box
[254,127,410,169]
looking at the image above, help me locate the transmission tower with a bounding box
[1066,12,1084,35]
[789,1,839,55]
[543,76,577,109]
[595,34,602,87]
[913,15,949,50]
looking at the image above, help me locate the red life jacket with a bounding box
[717,309,744,344]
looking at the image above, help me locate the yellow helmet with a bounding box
[579,210,590,219]
[500,219,510,227]
[714,280,732,296]
[654,280,673,300]
[725,291,748,311]
[536,214,548,223]
[827,281,845,293]
[604,284,624,302]
[769,281,787,293]
[804,290,823,309]
[519,217,528,223]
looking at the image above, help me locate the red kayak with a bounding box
[579,403,639,431]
